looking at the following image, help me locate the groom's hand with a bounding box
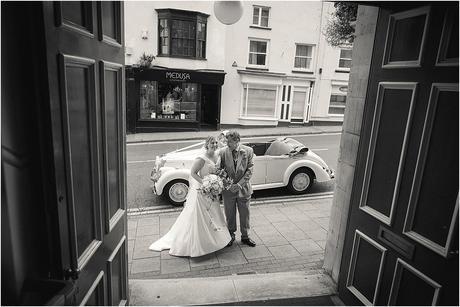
[229,184,240,193]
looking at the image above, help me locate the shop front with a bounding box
[126,66,225,133]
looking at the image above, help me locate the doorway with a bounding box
[201,84,220,130]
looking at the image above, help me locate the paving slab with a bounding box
[131,257,161,274]
[161,258,191,274]
[267,244,302,259]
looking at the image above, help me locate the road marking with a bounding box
[127,148,330,164]
[127,132,342,146]
[128,159,156,164]
[127,192,334,215]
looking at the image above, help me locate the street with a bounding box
[127,133,341,209]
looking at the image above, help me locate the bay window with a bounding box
[156,9,208,59]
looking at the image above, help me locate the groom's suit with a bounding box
[219,144,254,240]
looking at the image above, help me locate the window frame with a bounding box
[252,5,271,28]
[293,43,315,72]
[247,38,270,68]
[240,83,278,120]
[328,94,347,116]
[337,47,353,71]
[156,9,209,60]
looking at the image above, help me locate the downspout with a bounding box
[311,1,326,123]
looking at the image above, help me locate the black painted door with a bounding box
[338,4,458,305]
[42,2,128,305]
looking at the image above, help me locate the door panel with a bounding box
[279,85,292,121]
[266,157,292,183]
[43,2,127,305]
[338,4,458,306]
[251,156,267,185]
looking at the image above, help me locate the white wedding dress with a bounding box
[149,153,231,257]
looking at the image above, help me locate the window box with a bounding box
[156,9,209,60]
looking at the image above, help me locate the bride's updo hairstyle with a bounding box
[204,136,218,150]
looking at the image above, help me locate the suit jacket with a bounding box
[219,144,254,198]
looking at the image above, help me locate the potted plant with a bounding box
[138,52,155,68]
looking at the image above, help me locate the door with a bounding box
[43,2,128,305]
[338,4,458,305]
[290,84,311,123]
[201,84,218,128]
[279,84,292,122]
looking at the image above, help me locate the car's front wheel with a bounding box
[163,179,189,206]
[287,168,314,194]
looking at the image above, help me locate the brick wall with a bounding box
[323,5,379,284]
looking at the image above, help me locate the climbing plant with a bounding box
[324,2,358,47]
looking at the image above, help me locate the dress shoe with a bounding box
[241,238,256,247]
[227,237,235,247]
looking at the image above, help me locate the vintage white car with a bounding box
[150,137,335,206]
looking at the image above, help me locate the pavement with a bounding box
[126,125,343,143]
[127,196,338,306]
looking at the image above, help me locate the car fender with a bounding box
[154,168,190,195]
[283,160,330,185]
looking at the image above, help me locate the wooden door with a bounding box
[42,2,128,305]
[338,4,458,305]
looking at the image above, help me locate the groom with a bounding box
[219,130,256,247]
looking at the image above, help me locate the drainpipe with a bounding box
[311,1,325,124]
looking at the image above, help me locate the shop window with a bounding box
[242,84,277,118]
[139,80,198,121]
[329,94,347,115]
[248,39,269,67]
[252,6,270,28]
[156,9,208,59]
[338,48,353,69]
[294,44,314,70]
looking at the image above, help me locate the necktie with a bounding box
[232,149,238,168]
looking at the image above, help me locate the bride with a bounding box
[149,136,231,257]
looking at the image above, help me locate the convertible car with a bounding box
[150,137,335,206]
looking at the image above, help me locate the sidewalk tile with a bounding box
[136,225,159,237]
[161,258,191,274]
[267,244,302,259]
[290,239,323,254]
[128,239,135,263]
[133,235,160,259]
[307,228,328,241]
[137,216,159,227]
[306,210,331,219]
[315,217,330,230]
[190,253,219,268]
[240,245,273,260]
[216,250,248,266]
[293,219,323,233]
[264,213,290,223]
[131,257,160,274]
[317,240,327,249]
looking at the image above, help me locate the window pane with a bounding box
[305,58,311,69]
[296,45,307,57]
[257,42,267,53]
[261,16,269,27]
[247,87,277,117]
[339,59,352,68]
[140,81,158,119]
[305,46,312,57]
[253,7,259,24]
[249,53,257,64]
[340,49,352,59]
[256,54,266,65]
[261,8,269,18]
[329,106,345,114]
[158,83,198,120]
[294,57,301,68]
[250,41,258,52]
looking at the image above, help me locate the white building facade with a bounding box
[125,1,351,132]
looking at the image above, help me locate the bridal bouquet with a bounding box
[200,174,225,202]
[213,168,233,190]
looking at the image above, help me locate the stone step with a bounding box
[129,271,337,306]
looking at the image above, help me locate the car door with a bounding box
[251,153,267,185]
[265,154,293,184]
